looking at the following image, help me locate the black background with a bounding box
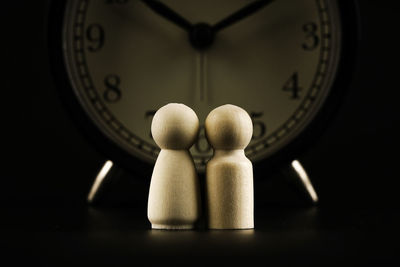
[2,0,400,265]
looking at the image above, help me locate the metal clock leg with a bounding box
[87,160,122,204]
[280,159,319,205]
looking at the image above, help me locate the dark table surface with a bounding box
[2,0,400,265]
[2,200,399,265]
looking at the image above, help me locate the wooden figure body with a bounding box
[205,104,254,229]
[147,103,201,230]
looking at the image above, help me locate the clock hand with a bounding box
[212,0,275,32]
[195,52,208,102]
[141,0,192,31]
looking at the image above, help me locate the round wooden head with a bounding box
[205,104,253,150]
[151,103,199,149]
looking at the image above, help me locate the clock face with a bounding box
[61,0,342,169]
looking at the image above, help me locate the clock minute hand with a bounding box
[212,0,274,32]
[141,0,192,31]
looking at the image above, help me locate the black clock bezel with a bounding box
[48,0,360,178]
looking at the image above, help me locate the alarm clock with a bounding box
[49,0,358,178]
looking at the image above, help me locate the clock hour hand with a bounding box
[212,0,274,32]
[141,0,192,31]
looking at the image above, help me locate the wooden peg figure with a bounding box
[205,104,254,229]
[147,103,201,229]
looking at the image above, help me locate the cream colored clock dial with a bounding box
[63,0,341,169]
